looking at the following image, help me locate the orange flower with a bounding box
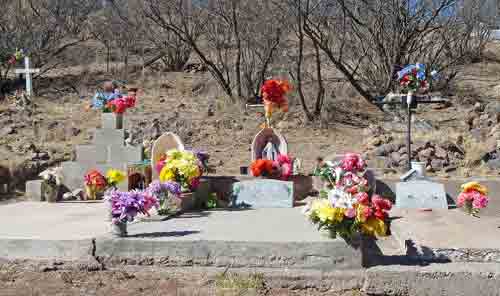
[261,79,292,105]
[250,159,274,177]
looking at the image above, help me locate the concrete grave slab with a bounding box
[390,208,500,263]
[232,179,294,208]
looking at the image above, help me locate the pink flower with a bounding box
[473,194,488,209]
[277,154,291,165]
[281,162,292,180]
[374,209,388,220]
[355,192,370,205]
[142,194,159,214]
[341,153,366,172]
[190,177,201,190]
[345,208,356,218]
[457,192,474,207]
[155,159,166,174]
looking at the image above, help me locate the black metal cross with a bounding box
[373,94,448,171]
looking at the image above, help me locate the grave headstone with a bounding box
[15,57,39,97]
[231,179,294,208]
[26,180,44,201]
[60,114,143,193]
[151,132,185,179]
[395,180,448,209]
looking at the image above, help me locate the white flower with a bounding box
[328,188,356,209]
[38,167,63,186]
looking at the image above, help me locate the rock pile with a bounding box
[363,125,465,173]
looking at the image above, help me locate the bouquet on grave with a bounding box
[155,149,204,192]
[304,153,392,240]
[146,180,182,215]
[250,154,293,180]
[457,182,489,217]
[105,189,159,225]
[6,48,24,65]
[83,169,126,200]
[396,64,438,94]
[260,79,291,126]
[105,95,136,114]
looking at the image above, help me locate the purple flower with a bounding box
[146,180,181,197]
[105,189,153,224]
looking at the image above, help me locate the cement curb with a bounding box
[94,238,362,270]
[0,238,94,260]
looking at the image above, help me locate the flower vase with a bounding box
[105,199,113,221]
[102,112,123,130]
[43,182,59,203]
[85,185,96,200]
[111,221,127,237]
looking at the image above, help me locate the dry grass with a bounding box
[214,272,264,295]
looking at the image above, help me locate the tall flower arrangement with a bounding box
[261,79,291,126]
[457,182,489,216]
[156,149,203,191]
[305,153,392,240]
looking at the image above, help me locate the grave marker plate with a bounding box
[395,180,448,209]
[232,179,293,208]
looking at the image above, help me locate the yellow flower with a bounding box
[106,169,126,185]
[461,182,488,195]
[361,218,388,237]
[332,207,345,223]
[317,205,336,223]
[311,199,329,214]
[159,167,176,182]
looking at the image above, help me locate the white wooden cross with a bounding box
[15,57,40,97]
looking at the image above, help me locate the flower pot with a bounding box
[102,112,123,130]
[111,221,127,237]
[174,192,196,212]
[42,183,59,203]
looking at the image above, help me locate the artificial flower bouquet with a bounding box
[261,79,291,126]
[6,48,24,65]
[155,149,204,192]
[146,180,182,215]
[396,64,438,94]
[84,169,126,200]
[457,182,489,216]
[305,153,392,240]
[105,95,136,114]
[105,189,159,226]
[250,154,293,180]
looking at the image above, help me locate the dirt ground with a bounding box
[0,260,362,296]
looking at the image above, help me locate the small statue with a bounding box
[261,136,279,161]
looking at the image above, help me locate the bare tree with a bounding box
[294,0,491,104]
[0,0,97,95]
[143,0,285,102]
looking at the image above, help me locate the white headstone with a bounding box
[15,57,40,97]
[151,132,185,179]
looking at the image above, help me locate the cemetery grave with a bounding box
[2,51,500,295]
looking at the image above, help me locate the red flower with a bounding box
[124,95,136,108]
[372,195,392,211]
[362,206,374,220]
[374,209,388,220]
[346,186,358,195]
[261,79,291,104]
[84,170,107,190]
